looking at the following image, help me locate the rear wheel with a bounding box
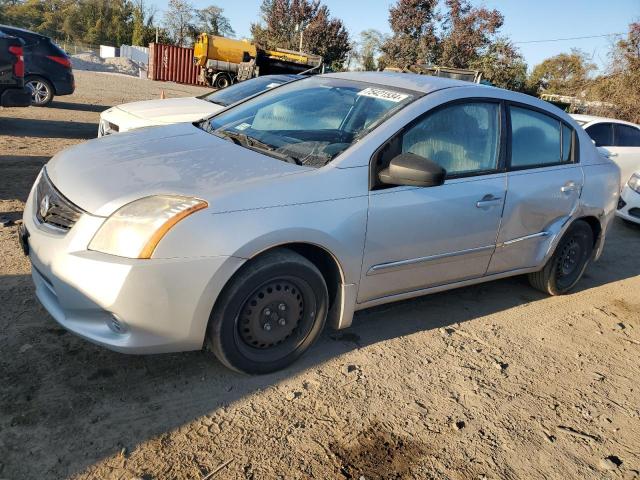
[528,220,594,295]
[208,249,328,374]
[213,73,231,89]
[25,76,54,106]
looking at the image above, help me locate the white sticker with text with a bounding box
[234,122,251,131]
[357,87,408,103]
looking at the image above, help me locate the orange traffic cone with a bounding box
[160,89,166,99]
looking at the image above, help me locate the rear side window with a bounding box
[402,102,501,176]
[614,124,640,147]
[510,106,573,168]
[585,123,613,147]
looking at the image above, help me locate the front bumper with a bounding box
[615,185,640,225]
[22,185,245,353]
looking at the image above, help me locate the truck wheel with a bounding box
[25,76,54,106]
[214,74,231,89]
[207,249,328,374]
[528,220,594,295]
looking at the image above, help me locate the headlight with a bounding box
[89,195,207,258]
[628,173,640,194]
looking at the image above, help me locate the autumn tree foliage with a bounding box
[380,0,439,67]
[527,49,596,95]
[251,0,351,70]
[469,39,527,91]
[438,0,503,68]
[358,29,385,71]
[586,23,640,123]
[379,0,525,89]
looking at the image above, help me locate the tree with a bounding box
[132,0,157,46]
[359,29,385,71]
[527,49,596,95]
[163,0,194,47]
[251,0,351,70]
[379,0,438,68]
[586,23,640,123]
[469,38,527,90]
[438,0,503,68]
[380,0,505,72]
[194,5,234,37]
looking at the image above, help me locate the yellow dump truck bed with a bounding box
[193,34,257,67]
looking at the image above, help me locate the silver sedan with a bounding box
[20,72,620,374]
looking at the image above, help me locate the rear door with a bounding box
[488,104,583,273]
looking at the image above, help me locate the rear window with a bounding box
[201,76,295,107]
[510,106,574,168]
[585,123,613,147]
[614,124,640,147]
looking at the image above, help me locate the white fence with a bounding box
[120,45,149,65]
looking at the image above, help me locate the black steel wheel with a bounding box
[208,249,328,374]
[214,74,231,89]
[528,220,594,295]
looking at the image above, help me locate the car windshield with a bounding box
[200,76,296,107]
[198,76,417,168]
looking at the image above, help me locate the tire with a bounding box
[25,76,54,106]
[214,74,231,89]
[208,249,329,374]
[528,220,594,295]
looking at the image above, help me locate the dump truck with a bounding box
[193,33,323,89]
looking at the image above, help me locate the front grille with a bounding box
[629,208,640,219]
[35,170,85,231]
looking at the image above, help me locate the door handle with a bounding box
[560,182,579,193]
[476,194,503,209]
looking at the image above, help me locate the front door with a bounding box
[358,100,506,303]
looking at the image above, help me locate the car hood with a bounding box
[115,96,224,124]
[46,123,307,216]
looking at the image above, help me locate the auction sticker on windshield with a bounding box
[357,87,409,103]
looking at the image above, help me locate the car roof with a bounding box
[570,113,640,129]
[0,24,47,40]
[321,71,478,94]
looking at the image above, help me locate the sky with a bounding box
[150,0,640,70]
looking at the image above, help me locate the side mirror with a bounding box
[378,152,446,187]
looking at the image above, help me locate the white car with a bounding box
[97,74,300,137]
[572,114,640,188]
[617,171,640,225]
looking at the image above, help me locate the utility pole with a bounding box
[295,22,307,52]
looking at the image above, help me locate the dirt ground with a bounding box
[1,71,639,480]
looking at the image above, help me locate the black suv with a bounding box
[0,25,74,106]
[0,30,30,107]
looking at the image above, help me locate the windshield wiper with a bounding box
[216,129,302,165]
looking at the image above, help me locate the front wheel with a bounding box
[25,76,54,106]
[528,220,594,295]
[208,249,328,374]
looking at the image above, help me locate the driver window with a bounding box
[402,102,500,176]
